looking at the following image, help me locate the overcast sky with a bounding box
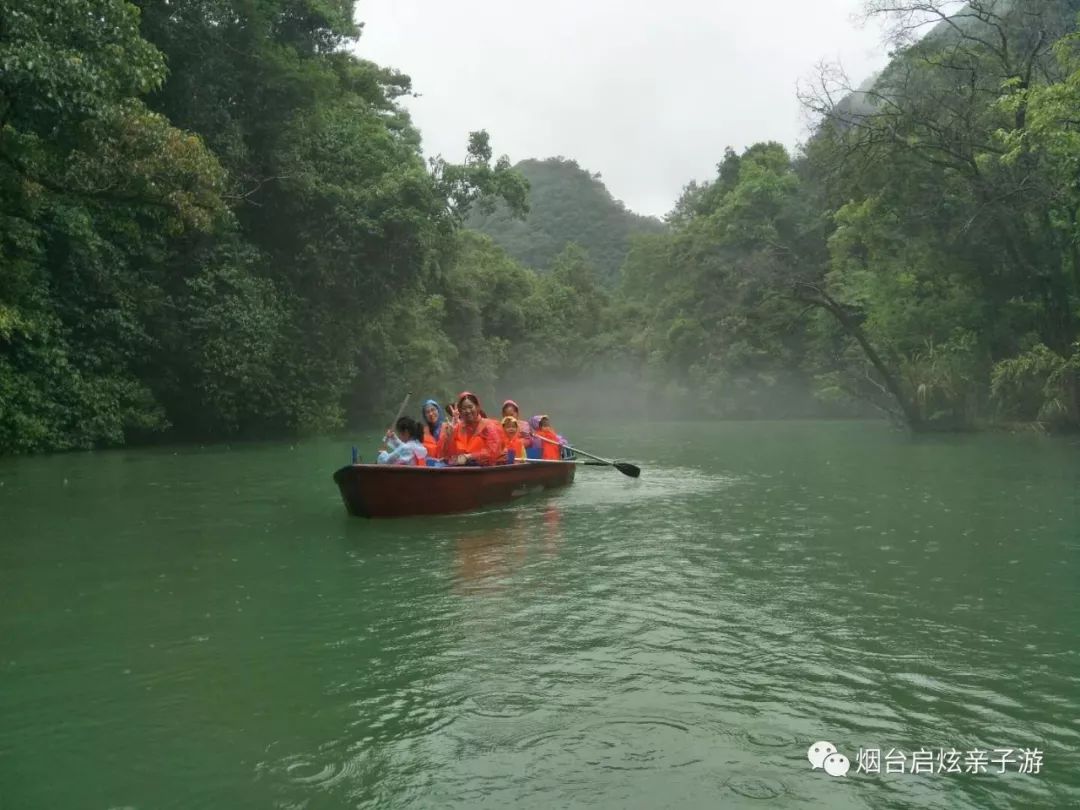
[353,1,890,218]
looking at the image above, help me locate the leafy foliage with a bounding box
[0,0,227,451]
[6,0,1080,454]
[467,158,665,285]
[591,2,1080,430]
[0,0,529,453]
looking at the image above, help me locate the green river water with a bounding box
[1,420,1078,809]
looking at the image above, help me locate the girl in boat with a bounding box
[501,399,533,450]
[532,415,566,460]
[525,415,549,459]
[438,391,503,466]
[377,417,428,466]
[501,416,526,462]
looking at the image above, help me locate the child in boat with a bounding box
[501,416,526,462]
[377,416,428,466]
[525,415,543,459]
[501,399,533,449]
[534,415,564,461]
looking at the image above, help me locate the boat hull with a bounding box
[332,461,576,518]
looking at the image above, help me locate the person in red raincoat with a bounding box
[438,391,504,466]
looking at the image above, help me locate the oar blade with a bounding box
[614,461,641,478]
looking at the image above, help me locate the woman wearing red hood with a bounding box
[438,391,504,466]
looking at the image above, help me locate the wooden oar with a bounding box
[380,391,412,449]
[534,435,641,478]
[526,458,630,469]
[390,391,412,426]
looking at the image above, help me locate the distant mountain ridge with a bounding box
[834,0,1080,119]
[466,157,666,284]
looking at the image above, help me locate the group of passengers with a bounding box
[377,391,568,467]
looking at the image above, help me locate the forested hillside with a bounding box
[618,0,1080,430]
[0,0,530,452]
[3,0,1080,455]
[466,158,666,284]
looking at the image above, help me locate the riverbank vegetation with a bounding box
[3,1,1080,454]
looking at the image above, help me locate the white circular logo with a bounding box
[807,740,836,769]
[823,752,851,777]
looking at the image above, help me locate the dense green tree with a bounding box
[7,0,1080,456]
[600,2,1080,429]
[794,0,1080,428]
[135,0,500,433]
[0,0,229,451]
[1,1,528,454]
[344,228,621,417]
[990,19,1080,425]
[615,144,833,417]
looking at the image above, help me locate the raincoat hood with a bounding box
[501,399,520,415]
[457,391,486,419]
[529,415,546,431]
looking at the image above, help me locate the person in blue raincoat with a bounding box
[420,399,447,467]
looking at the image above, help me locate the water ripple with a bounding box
[723,775,789,801]
[3,424,1078,809]
[516,716,705,773]
[463,691,543,719]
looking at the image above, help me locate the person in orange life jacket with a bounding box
[377,416,428,466]
[420,399,444,459]
[501,399,533,449]
[501,416,526,461]
[438,391,503,466]
[532,415,564,460]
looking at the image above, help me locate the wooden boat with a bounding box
[332,461,576,518]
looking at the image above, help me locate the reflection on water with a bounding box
[453,525,526,595]
[542,503,562,559]
[453,504,565,595]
